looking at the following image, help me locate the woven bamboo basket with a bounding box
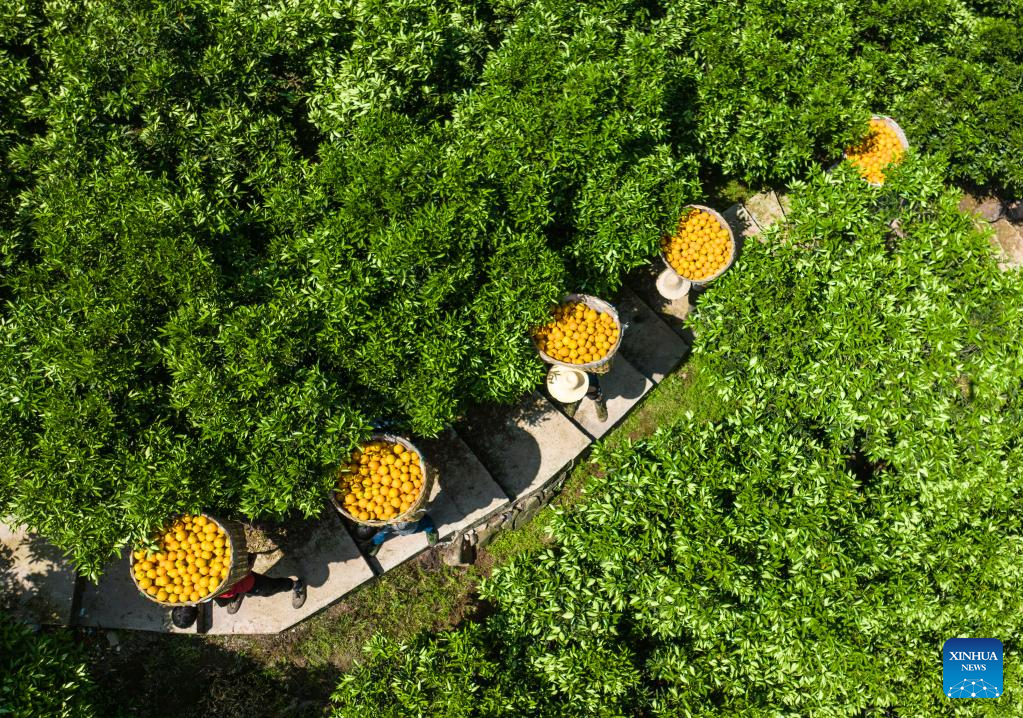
[534,293,622,376]
[330,433,435,527]
[129,513,248,607]
[661,204,737,287]
[844,114,910,187]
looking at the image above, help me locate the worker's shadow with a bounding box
[255,512,346,592]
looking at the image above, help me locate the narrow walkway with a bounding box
[6,189,1016,634]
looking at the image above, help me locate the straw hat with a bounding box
[546,365,589,403]
[656,268,692,300]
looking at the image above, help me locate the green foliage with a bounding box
[308,0,499,132]
[331,162,1023,716]
[332,626,544,717]
[692,0,1023,193]
[889,15,1023,192]
[0,615,97,718]
[0,1,40,245]
[0,0,699,576]
[2,0,1022,576]
[693,0,871,183]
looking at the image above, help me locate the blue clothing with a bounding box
[370,514,437,546]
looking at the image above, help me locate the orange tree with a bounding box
[0,0,698,576]
[692,0,1023,191]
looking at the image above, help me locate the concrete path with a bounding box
[569,358,652,440]
[1,523,77,626]
[456,392,591,499]
[616,286,690,383]
[76,511,374,635]
[6,201,763,635]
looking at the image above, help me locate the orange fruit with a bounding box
[661,209,732,281]
[845,118,905,185]
[533,301,619,365]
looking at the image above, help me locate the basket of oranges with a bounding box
[660,205,736,286]
[129,514,248,606]
[844,115,908,186]
[331,434,433,526]
[532,294,622,375]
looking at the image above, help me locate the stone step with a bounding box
[742,191,787,231]
[424,429,512,532]
[76,510,374,635]
[960,193,1004,223]
[615,286,690,383]
[624,263,691,334]
[990,218,1023,270]
[456,391,590,500]
[364,429,511,572]
[558,356,652,440]
[0,522,77,626]
[721,201,760,247]
[76,548,182,633]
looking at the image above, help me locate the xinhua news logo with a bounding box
[943,638,1003,698]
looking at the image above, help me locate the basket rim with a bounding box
[660,204,737,286]
[533,293,623,371]
[330,433,431,527]
[843,114,910,187]
[128,512,241,607]
[872,114,910,151]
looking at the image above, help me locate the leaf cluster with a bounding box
[691,0,1023,193]
[0,614,98,718]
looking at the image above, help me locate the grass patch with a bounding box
[291,558,480,670]
[210,553,482,676]
[700,166,756,208]
[603,358,727,449]
[486,355,730,565]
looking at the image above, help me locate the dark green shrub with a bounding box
[888,17,1023,192]
[692,0,871,183]
[691,0,1023,194]
[0,614,97,718]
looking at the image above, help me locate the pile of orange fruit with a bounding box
[337,440,425,523]
[533,301,620,366]
[661,208,733,282]
[845,118,905,185]
[131,515,232,604]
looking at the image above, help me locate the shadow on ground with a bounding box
[82,627,339,718]
[1,525,77,624]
